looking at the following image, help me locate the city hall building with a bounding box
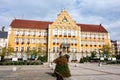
[8,9,111,61]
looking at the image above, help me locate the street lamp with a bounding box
[48,48,51,67]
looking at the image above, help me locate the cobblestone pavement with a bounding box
[0,65,56,80]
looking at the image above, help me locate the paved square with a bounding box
[0,63,120,80]
[70,63,120,80]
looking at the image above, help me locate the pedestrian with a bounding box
[53,51,71,80]
[98,60,101,67]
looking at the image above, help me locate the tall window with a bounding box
[59,30,62,35]
[28,31,30,36]
[22,31,25,36]
[22,38,24,43]
[54,29,58,35]
[68,30,71,36]
[21,47,24,52]
[64,29,67,36]
[38,31,42,36]
[16,31,19,36]
[33,31,36,36]
[16,38,19,42]
[53,47,56,52]
[62,38,68,43]
[32,39,35,44]
[15,47,18,52]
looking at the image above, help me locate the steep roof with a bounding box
[10,19,52,29]
[0,31,8,38]
[10,19,108,33]
[78,24,108,33]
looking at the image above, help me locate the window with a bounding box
[28,31,30,36]
[32,47,35,50]
[53,47,56,52]
[21,47,24,52]
[32,39,35,44]
[43,32,47,36]
[38,31,42,36]
[22,31,25,36]
[33,31,36,36]
[68,30,71,36]
[27,38,30,44]
[59,30,62,35]
[54,29,58,35]
[62,38,68,43]
[16,31,19,36]
[15,47,18,52]
[64,29,67,36]
[22,38,24,43]
[16,38,19,42]
[72,30,75,36]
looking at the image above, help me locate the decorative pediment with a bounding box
[51,9,78,28]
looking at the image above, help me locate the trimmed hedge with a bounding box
[0,61,43,65]
[79,56,91,63]
[106,60,120,64]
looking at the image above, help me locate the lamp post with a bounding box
[49,48,51,67]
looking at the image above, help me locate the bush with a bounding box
[80,58,84,63]
[107,60,120,64]
[0,60,43,65]
[38,55,47,62]
[79,56,91,63]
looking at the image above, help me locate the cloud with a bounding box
[0,0,119,40]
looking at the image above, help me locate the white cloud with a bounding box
[0,0,120,40]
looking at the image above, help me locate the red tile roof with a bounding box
[78,24,108,33]
[10,19,108,33]
[10,19,52,29]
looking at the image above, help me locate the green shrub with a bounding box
[38,55,47,62]
[80,58,84,63]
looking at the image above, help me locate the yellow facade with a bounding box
[8,28,47,52]
[48,9,81,53]
[8,9,111,61]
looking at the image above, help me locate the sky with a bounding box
[0,0,120,40]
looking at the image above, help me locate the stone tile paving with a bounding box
[0,65,56,80]
[70,63,120,80]
[0,63,120,80]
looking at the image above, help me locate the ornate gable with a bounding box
[50,9,79,29]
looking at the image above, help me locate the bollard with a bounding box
[12,67,17,71]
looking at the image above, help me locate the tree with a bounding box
[37,44,45,56]
[91,51,97,58]
[101,45,112,57]
[7,46,14,56]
